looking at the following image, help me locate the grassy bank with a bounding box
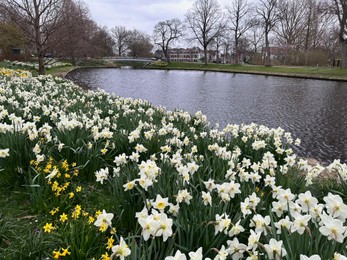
[3,59,347,81]
[1,68,347,259]
[0,59,152,78]
[148,62,347,81]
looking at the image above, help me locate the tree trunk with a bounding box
[163,48,170,63]
[235,44,239,64]
[38,53,45,75]
[264,33,271,67]
[204,47,208,65]
[341,41,347,68]
[235,32,239,64]
[164,42,170,63]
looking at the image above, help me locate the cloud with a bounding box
[86,0,232,34]
[86,0,195,34]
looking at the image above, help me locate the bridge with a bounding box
[105,57,155,63]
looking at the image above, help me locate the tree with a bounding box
[275,0,307,47]
[1,0,67,74]
[210,33,225,63]
[301,0,337,65]
[331,0,347,67]
[0,21,27,59]
[226,0,255,63]
[127,29,153,57]
[90,26,114,57]
[185,0,225,64]
[50,0,91,63]
[256,0,279,66]
[249,25,264,53]
[153,18,183,62]
[111,26,129,56]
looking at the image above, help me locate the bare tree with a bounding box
[331,0,347,67]
[256,0,279,66]
[1,0,67,74]
[304,0,318,51]
[153,18,183,62]
[248,25,264,53]
[226,0,255,63]
[210,33,226,63]
[111,26,129,57]
[185,0,225,64]
[51,0,91,63]
[275,0,307,47]
[127,29,153,57]
[301,0,337,65]
[91,26,114,57]
[0,21,27,59]
[220,30,233,63]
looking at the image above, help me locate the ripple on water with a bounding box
[67,68,347,164]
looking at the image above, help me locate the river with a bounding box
[67,68,347,164]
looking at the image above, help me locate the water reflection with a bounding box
[67,68,347,163]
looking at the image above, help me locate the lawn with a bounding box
[148,61,347,81]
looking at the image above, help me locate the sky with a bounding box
[85,0,230,35]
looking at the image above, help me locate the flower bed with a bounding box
[0,68,347,259]
[2,59,72,70]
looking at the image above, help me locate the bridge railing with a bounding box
[105,56,154,60]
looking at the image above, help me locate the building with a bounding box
[154,47,221,63]
[168,47,204,62]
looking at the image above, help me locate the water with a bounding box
[67,68,347,164]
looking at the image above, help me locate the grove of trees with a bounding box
[1,0,347,72]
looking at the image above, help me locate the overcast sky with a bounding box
[85,0,230,35]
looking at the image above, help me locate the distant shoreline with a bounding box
[58,62,347,83]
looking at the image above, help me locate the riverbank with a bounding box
[1,68,347,258]
[147,61,347,82]
[3,59,347,81]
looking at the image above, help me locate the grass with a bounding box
[3,59,347,81]
[148,61,347,81]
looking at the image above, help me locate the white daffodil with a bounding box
[95,167,109,184]
[176,189,193,205]
[202,191,212,206]
[247,229,261,251]
[264,238,287,260]
[155,212,173,242]
[0,148,10,158]
[152,194,169,212]
[188,247,203,260]
[250,214,271,235]
[138,214,160,241]
[94,210,114,232]
[296,191,318,213]
[274,216,292,234]
[291,214,311,235]
[228,220,245,237]
[323,192,347,221]
[165,250,187,260]
[111,237,131,260]
[227,237,247,260]
[300,255,321,260]
[319,214,346,243]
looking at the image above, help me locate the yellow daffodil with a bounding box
[50,207,59,216]
[52,250,60,259]
[43,222,54,233]
[60,213,68,223]
[106,236,115,250]
[101,252,111,260]
[88,216,95,224]
[60,247,71,256]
